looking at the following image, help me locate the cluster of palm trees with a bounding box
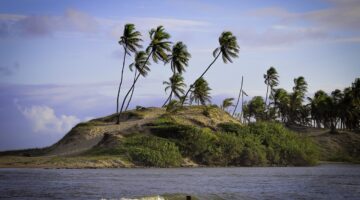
[114,23,358,132]
[241,67,360,132]
[115,24,239,124]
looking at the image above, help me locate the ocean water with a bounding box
[0,164,359,199]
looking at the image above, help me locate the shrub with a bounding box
[147,119,318,166]
[124,135,182,167]
[217,122,244,134]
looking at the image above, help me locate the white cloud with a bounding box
[15,101,80,134]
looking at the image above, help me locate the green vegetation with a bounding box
[124,135,182,167]
[241,66,359,134]
[88,134,182,167]
[146,117,318,166]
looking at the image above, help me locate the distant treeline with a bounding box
[240,68,359,133]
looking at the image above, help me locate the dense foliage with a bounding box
[242,69,359,133]
[146,118,318,166]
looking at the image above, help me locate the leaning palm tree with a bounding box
[124,51,151,111]
[166,41,191,74]
[117,51,151,123]
[181,31,240,105]
[221,97,234,112]
[190,77,212,105]
[264,67,279,107]
[162,73,187,107]
[117,26,171,124]
[116,24,142,114]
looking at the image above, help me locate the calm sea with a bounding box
[0,164,359,199]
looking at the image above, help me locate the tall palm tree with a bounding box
[124,51,151,111]
[232,76,243,116]
[116,24,142,114]
[181,31,240,105]
[117,26,171,124]
[264,67,279,107]
[162,73,187,107]
[190,77,212,105]
[125,67,138,111]
[221,98,234,112]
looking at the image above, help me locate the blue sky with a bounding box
[0,0,359,150]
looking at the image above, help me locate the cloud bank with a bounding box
[15,101,80,134]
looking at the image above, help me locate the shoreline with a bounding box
[0,155,356,169]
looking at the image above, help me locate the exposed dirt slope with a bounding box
[45,106,240,156]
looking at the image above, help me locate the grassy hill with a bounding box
[0,106,358,168]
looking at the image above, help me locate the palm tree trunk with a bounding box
[181,51,221,105]
[116,45,127,113]
[265,84,269,108]
[162,91,173,107]
[125,69,138,111]
[232,76,243,116]
[117,51,153,124]
[240,92,245,122]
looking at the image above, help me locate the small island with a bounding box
[0,105,359,168]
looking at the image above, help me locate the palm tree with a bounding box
[273,88,290,123]
[221,98,234,112]
[182,31,240,105]
[264,67,279,107]
[166,42,191,74]
[308,90,327,128]
[146,26,172,63]
[289,76,307,124]
[190,77,211,105]
[246,96,266,122]
[162,42,191,106]
[117,26,171,124]
[125,66,137,111]
[116,24,142,115]
[162,73,187,107]
[124,51,151,111]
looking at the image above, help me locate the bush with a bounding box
[249,122,318,165]
[141,118,319,166]
[124,135,182,167]
[217,122,244,134]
